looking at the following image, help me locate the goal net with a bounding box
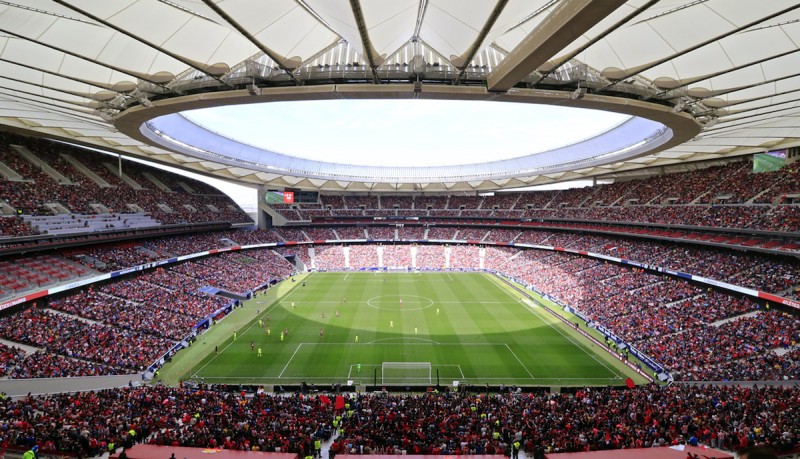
[381,362,432,385]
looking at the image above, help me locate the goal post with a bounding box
[381,362,432,385]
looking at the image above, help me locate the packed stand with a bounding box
[414,245,446,269]
[272,227,310,242]
[366,227,395,240]
[0,341,26,376]
[9,351,116,378]
[0,216,38,238]
[0,132,251,226]
[171,251,293,294]
[347,245,377,268]
[48,290,198,341]
[426,226,457,240]
[455,227,489,241]
[382,245,412,268]
[68,244,160,272]
[0,308,170,372]
[335,226,367,239]
[1,384,798,456]
[312,245,346,269]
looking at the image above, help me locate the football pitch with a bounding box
[187,272,639,387]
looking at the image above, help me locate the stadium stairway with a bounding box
[0,337,39,355]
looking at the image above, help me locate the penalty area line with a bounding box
[504,344,535,379]
[491,276,624,380]
[278,344,303,378]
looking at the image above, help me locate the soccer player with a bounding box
[250,340,254,351]
[259,319,263,327]
[233,330,237,341]
[292,302,295,310]
[257,347,262,357]
[280,331,284,342]
[414,327,418,334]
[355,335,359,343]
[267,326,271,336]
[320,328,324,338]
[436,308,439,315]
[322,311,325,319]
[336,310,340,318]
[399,298,403,306]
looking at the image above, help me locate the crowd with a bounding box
[0,133,251,232]
[8,351,116,378]
[69,244,160,272]
[0,384,796,457]
[0,216,38,238]
[260,159,800,234]
[456,227,489,241]
[1,217,799,381]
[273,227,309,242]
[311,245,346,268]
[331,227,367,239]
[0,246,296,377]
[169,251,293,294]
[426,226,457,240]
[0,341,26,376]
[367,227,395,240]
[48,290,198,341]
[304,227,338,240]
[0,308,170,372]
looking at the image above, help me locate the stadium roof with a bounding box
[0,0,799,192]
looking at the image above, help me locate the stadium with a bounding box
[0,1,797,459]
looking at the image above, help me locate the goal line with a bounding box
[381,361,432,385]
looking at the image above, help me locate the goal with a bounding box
[381,362,432,385]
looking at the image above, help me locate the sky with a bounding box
[108,100,629,210]
[184,99,630,167]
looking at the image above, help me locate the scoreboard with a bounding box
[264,189,319,204]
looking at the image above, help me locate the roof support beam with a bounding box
[487,0,626,92]
[0,87,98,113]
[601,3,800,90]
[0,58,116,91]
[532,0,659,85]
[52,0,234,89]
[199,0,301,84]
[0,28,175,92]
[655,48,800,99]
[677,70,800,117]
[453,0,509,82]
[0,73,95,100]
[413,0,429,38]
[348,0,382,83]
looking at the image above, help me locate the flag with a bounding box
[625,377,635,389]
[334,396,345,410]
[319,395,331,405]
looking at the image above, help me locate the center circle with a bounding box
[366,295,434,311]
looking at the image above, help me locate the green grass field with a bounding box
[186,272,639,387]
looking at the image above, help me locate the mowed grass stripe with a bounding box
[190,272,633,385]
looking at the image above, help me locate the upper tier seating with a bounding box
[0,133,252,241]
[266,159,800,233]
